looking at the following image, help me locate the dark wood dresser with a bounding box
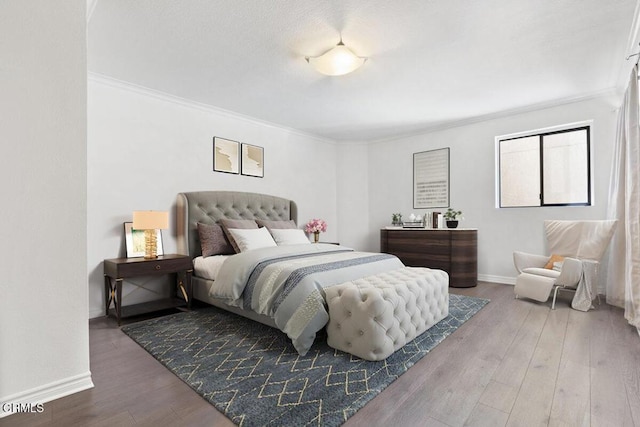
[380,228,478,288]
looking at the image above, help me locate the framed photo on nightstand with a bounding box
[124,222,164,258]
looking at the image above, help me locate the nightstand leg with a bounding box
[177,269,193,310]
[178,276,188,304]
[104,275,111,315]
[186,269,192,310]
[115,279,123,326]
[104,275,119,315]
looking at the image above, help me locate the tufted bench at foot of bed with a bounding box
[325,267,449,361]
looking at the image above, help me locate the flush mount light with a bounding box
[305,40,367,76]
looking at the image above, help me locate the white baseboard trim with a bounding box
[479,274,516,285]
[0,372,94,418]
[90,307,105,319]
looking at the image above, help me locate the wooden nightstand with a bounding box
[103,254,193,325]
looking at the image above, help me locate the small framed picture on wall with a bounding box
[241,143,264,178]
[213,137,240,174]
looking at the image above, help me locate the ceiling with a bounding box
[88,0,639,142]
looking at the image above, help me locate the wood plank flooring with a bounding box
[3,282,639,426]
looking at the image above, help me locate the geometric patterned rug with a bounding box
[121,294,489,427]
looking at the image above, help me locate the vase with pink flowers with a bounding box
[304,218,327,243]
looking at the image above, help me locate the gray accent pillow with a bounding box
[255,219,297,230]
[197,222,234,257]
[219,219,259,253]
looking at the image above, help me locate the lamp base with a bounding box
[144,229,158,259]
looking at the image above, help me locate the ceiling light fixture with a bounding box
[305,39,367,76]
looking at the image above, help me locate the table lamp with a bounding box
[132,210,169,259]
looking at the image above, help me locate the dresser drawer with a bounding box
[104,255,192,279]
[380,228,478,287]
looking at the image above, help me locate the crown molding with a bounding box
[615,0,640,90]
[88,72,619,147]
[87,72,337,146]
[87,0,98,22]
[367,87,620,145]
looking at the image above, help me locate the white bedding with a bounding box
[210,244,404,355]
[193,255,229,281]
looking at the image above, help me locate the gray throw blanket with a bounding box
[211,244,404,354]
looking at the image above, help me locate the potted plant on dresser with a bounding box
[444,208,462,228]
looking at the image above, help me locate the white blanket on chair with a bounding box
[571,260,599,312]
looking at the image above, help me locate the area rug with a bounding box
[122,293,488,426]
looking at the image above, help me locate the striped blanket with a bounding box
[210,244,404,355]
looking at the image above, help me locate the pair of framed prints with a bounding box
[213,137,264,178]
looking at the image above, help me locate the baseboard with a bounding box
[478,274,516,285]
[0,372,94,418]
[89,307,105,319]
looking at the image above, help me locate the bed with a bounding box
[176,191,448,359]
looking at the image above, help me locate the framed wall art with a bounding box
[213,137,240,174]
[124,222,164,258]
[413,147,450,209]
[241,143,264,178]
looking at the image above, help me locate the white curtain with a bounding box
[606,65,640,331]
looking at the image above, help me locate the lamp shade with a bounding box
[306,42,366,76]
[132,211,169,230]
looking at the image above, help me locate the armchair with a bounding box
[513,220,617,310]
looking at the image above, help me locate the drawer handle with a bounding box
[155,265,161,270]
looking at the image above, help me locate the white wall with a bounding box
[0,0,92,415]
[336,143,371,249]
[366,95,619,283]
[88,77,339,317]
[88,80,620,317]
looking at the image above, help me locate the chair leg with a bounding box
[551,286,561,310]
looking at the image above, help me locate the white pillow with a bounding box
[227,227,277,252]
[269,228,311,245]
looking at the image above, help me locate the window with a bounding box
[498,126,591,207]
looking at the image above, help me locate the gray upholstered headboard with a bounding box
[176,191,298,259]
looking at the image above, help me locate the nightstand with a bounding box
[103,254,193,325]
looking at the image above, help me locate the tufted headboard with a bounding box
[176,191,298,259]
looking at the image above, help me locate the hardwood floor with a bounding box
[4,282,639,426]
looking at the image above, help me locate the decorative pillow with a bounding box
[269,228,311,245]
[544,254,565,269]
[197,222,234,257]
[227,227,277,252]
[219,219,259,253]
[255,219,297,230]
